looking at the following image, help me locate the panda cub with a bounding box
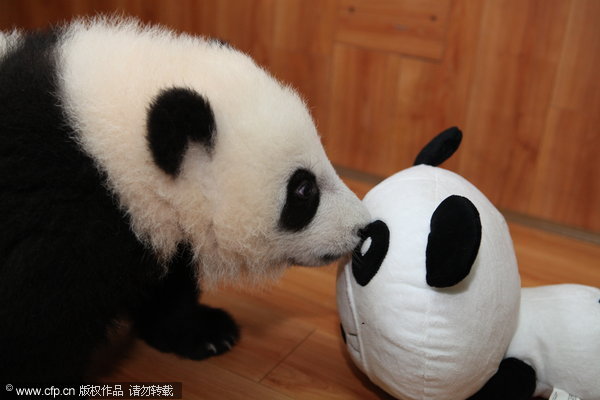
[0,18,370,382]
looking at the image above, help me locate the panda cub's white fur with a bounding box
[0,30,21,57]
[57,18,369,285]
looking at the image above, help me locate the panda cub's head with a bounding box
[57,18,370,284]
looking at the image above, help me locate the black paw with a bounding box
[136,304,240,360]
[468,358,536,400]
[182,306,240,360]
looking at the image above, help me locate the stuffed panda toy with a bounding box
[337,127,600,400]
[337,127,522,399]
[0,18,370,383]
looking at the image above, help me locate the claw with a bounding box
[207,343,217,354]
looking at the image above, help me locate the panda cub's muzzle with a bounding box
[279,167,370,267]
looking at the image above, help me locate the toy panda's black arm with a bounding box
[413,126,462,166]
[467,358,536,400]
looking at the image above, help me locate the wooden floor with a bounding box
[101,179,600,400]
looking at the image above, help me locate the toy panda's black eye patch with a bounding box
[279,169,320,232]
[426,195,481,288]
[352,220,390,286]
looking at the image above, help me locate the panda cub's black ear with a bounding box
[147,87,216,176]
[426,195,482,288]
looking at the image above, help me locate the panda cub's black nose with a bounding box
[357,227,368,239]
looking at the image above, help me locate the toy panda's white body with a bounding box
[507,284,600,399]
[0,18,369,382]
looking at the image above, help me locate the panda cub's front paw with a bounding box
[184,306,240,360]
[137,304,240,361]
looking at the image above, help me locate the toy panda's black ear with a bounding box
[426,195,481,288]
[414,127,462,166]
[147,87,216,176]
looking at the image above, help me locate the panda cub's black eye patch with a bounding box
[279,169,320,232]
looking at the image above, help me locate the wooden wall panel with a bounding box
[325,44,403,175]
[269,0,337,132]
[336,0,451,60]
[325,0,483,175]
[191,0,276,67]
[459,0,571,213]
[390,0,484,173]
[529,0,600,231]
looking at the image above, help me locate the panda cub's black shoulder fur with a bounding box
[0,28,161,381]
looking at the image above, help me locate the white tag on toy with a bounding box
[550,388,581,400]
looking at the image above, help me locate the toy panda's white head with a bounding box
[337,128,521,400]
[56,18,370,285]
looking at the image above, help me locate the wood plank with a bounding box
[262,328,395,400]
[393,0,484,174]
[511,223,600,287]
[198,265,350,382]
[336,0,451,60]
[459,0,571,214]
[341,175,377,199]
[199,289,316,382]
[269,0,337,134]
[529,0,600,231]
[100,339,294,400]
[325,0,483,176]
[186,0,275,67]
[325,43,403,176]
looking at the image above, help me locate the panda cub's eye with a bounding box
[279,169,321,232]
[295,179,317,200]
